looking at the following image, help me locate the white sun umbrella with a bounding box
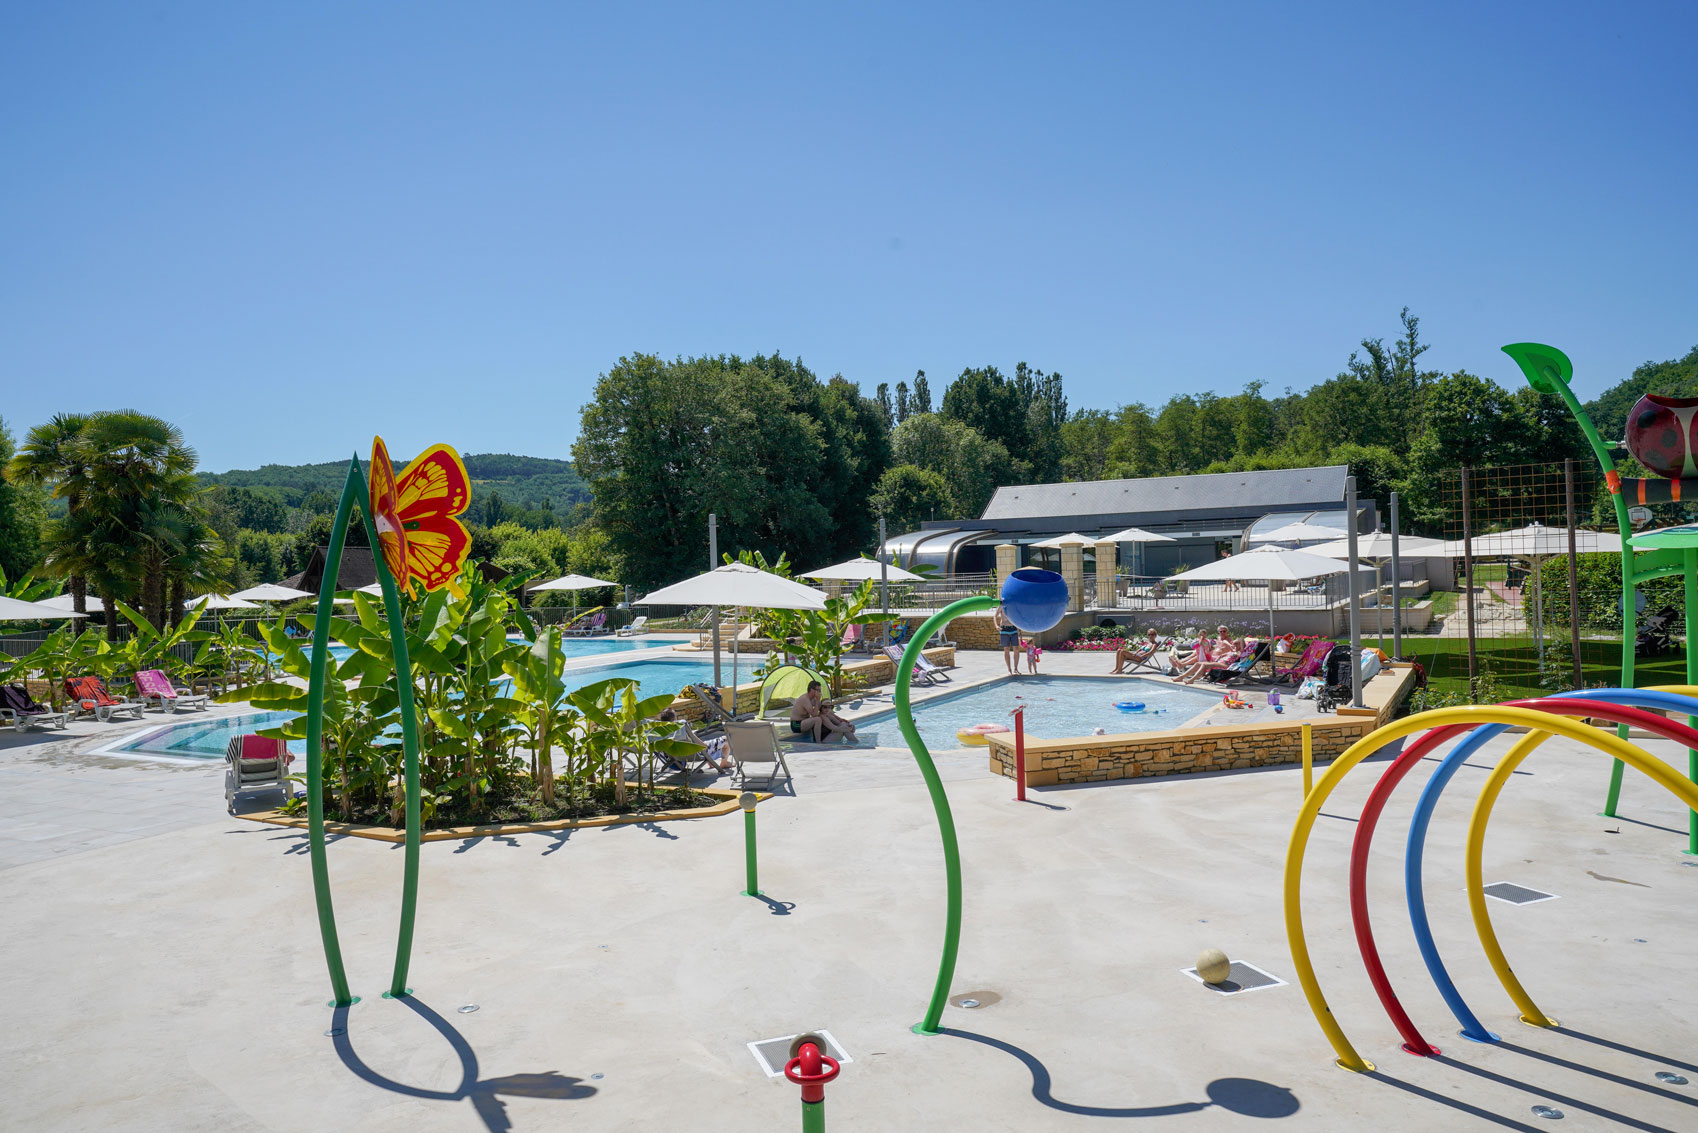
[35,592,102,612]
[1169,547,1352,664]
[1029,532,1096,549]
[0,595,88,621]
[231,582,316,602]
[641,563,828,696]
[1098,526,1176,576]
[1308,533,1444,636]
[1099,526,1176,544]
[532,573,618,591]
[800,557,925,583]
[1434,524,1622,660]
[188,593,260,610]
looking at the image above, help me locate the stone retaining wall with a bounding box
[985,665,1417,787]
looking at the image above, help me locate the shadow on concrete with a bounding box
[1434,1053,1675,1133]
[1603,813,1690,837]
[1495,1039,1698,1110]
[940,1028,1298,1119]
[1365,1067,1541,1131]
[1554,1025,1698,1075]
[331,995,595,1132]
[751,894,795,915]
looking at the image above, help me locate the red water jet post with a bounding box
[1014,706,1027,802]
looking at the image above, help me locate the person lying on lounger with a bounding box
[790,680,856,742]
[1114,628,1163,674]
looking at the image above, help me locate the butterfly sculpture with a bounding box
[369,436,473,596]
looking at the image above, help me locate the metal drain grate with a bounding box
[747,1030,851,1077]
[1483,882,1559,905]
[1180,961,1287,995]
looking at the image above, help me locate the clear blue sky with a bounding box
[3,1,1694,472]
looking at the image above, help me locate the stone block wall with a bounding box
[985,715,1374,786]
[985,665,1415,786]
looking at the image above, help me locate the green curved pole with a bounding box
[305,459,364,1007]
[1503,344,1637,815]
[354,503,424,998]
[895,594,996,1035]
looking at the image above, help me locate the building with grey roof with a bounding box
[884,464,1374,577]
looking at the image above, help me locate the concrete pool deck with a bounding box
[4,647,1698,1129]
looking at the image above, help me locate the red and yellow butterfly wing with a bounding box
[368,436,410,590]
[395,443,472,592]
[396,444,471,522]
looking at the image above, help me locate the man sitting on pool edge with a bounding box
[789,679,857,743]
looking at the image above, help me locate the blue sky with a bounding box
[3,2,1694,472]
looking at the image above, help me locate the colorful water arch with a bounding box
[1284,702,1698,1072]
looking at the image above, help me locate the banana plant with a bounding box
[568,677,700,801]
[9,624,80,709]
[0,566,60,602]
[504,626,572,806]
[112,599,209,682]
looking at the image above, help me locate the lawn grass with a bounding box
[1364,632,1687,699]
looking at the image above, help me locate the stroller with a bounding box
[1316,645,1353,712]
[1637,606,1679,656]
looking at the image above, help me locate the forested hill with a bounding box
[1582,345,1698,441]
[201,453,588,520]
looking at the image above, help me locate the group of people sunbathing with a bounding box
[1112,625,1258,684]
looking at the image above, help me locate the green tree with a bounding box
[912,370,932,414]
[1582,344,1698,442]
[5,412,96,611]
[0,416,45,582]
[889,412,1021,516]
[869,465,955,533]
[574,353,885,589]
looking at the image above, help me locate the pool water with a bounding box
[114,711,304,759]
[109,658,722,760]
[558,657,720,700]
[284,635,690,666]
[854,675,1221,751]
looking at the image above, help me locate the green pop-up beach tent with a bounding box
[758,664,829,719]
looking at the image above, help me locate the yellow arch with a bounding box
[1466,687,1698,1030]
[1284,705,1665,1072]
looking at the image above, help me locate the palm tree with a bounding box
[4,413,94,612]
[18,411,212,636]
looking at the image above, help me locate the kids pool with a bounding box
[853,675,1221,752]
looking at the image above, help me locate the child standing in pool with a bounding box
[996,605,1022,674]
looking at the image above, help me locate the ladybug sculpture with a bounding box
[1625,393,1698,480]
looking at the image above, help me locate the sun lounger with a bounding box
[224,733,294,812]
[882,644,939,686]
[687,683,755,726]
[1120,638,1176,675]
[133,669,210,712]
[63,676,146,722]
[1273,640,1334,685]
[616,615,649,637]
[722,720,791,788]
[0,683,70,731]
[839,622,869,654]
[565,611,607,637]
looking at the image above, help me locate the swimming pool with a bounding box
[853,676,1221,752]
[112,710,304,760]
[106,657,722,760]
[283,634,691,666]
